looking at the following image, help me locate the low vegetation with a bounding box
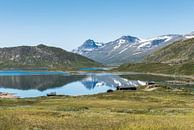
[116,38,194,75]
[0,87,193,130]
[116,62,194,75]
[147,38,194,64]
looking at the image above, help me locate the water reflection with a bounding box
[0,71,147,97]
[0,71,192,98]
[0,75,85,91]
[81,74,146,89]
[0,73,145,91]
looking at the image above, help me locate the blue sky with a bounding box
[0,0,194,50]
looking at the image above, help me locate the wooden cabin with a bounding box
[116,86,137,90]
[146,81,156,85]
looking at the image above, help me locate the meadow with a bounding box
[0,87,193,130]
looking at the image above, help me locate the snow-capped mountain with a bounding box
[73,32,193,65]
[72,39,104,54]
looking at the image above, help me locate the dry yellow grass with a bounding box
[0,88,193,130]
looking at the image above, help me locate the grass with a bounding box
[115,63,194,75]
[0,88,194,130]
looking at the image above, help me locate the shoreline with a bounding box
[0,92,18,99]
[109,71,194,79]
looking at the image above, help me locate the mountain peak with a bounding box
[120,35,138,39]
[85,39,95,43]
[120,35,139,40]
[119,35,140,42]
[111,35,140,45]
[82,39,98,49]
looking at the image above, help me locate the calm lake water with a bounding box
[0,70,193,98]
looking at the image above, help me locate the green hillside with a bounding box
[0,44,102,70]
[116,62,194,75]
[116,38,194,75]
[146,38,194,64]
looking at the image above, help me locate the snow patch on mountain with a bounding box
[185,35,194,39]
[137,35,176,49]
[184,32,194,39]
[114,42,123,49]
[132,52,142,55]
[119,48,128,54]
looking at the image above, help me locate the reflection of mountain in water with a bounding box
[0,73,147,91]
[81,76,99,90]
[0,75,85,91]
[81,74,146,90]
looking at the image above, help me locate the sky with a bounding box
[0,0,194,51]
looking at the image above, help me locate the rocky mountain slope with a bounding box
[117,38,194,75]
[147,38,194,64]
[74,32,194,65]
[0,44,101,70]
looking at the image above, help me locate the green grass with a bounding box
[115,62,194,75]
[0,87,194,130]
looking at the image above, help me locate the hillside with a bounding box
[146,38,194,64]
[0,44,101,70]
[116,38,194,75]
[116,62,194,75]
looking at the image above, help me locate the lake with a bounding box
[0,70,193,98]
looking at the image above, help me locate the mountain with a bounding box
[147,38,194,64]
[73,39,104,54]
[0,44,102,70]
[74,34,188,65]
[117,38,194,75]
